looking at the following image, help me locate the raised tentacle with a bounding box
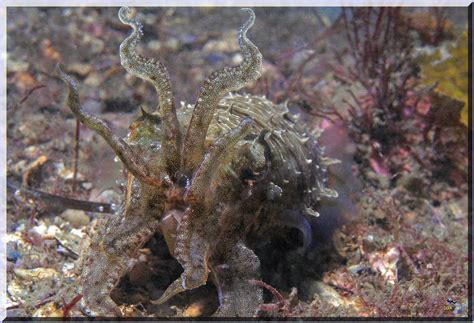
[118,6,182,175]
[185,117,253,203]
[56,64,161,187]
[181,8,262,174]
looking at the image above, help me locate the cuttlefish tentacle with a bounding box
[153,118,253,304]
[181,8,262,174]
[80,210,160,316]
[118,6,182,175]
[186,117,253,203]
[56,64,161,187]
[152,206,211,305]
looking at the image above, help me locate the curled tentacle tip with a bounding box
[239,8,256,30]
[240,8,255,15]
[237,8,256,43]
[118,6,135,22]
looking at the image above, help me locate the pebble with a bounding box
[32,302,63,317]
[289,49,315,71]
[307,281,344,307]
[67,62,92,76]
[403,211,417,224]
[60,209,90,228]
[347,263,369,275]
[202,31,239,53]
[84,71,103,87]
[148,40,162,52]
[165,38,180,51]
[183,300,207,317]
[445,198,467,220]
[14,267,59,280]
[81,182,93,190]
[7,58,30,73]
[10,160,27,177]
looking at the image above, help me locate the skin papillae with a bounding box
[57,7,338,317]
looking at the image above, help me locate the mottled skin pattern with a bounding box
[57,7,338,317]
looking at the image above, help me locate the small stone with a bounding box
[10,160,27,177]
[183,300,207,317]
[203,31,239,53]
[310,281,344,307]
[148,40,162,51]
[445,198,467,220]
[70,228,85,238]
[32,302,63,317]
[290,49,315,71]
[165,38,180,51]
[84,71,104,87]
[403,211,417,224]
[60,209,90,228]
[7,58,30,73]
[81,182,93,190]
[347,263,369,275]
[67,62,92,76]
[14,268,59,280]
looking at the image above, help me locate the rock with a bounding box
[60,209,90,228]
[9,160,27,177]
[309,281,344,307]
[83,34,105,54]
[67,62,92,76]
[84,71,103,87]
[403,211,417,224]
[81,182,93,190]
[445,198,467,220]
[32,302,63,317]
[366,246,400,285]
[148,40,162,52]
[14,267,59,280]
[347,263,369,275]
[183,301,206,317]
[7,57,30,73]
[289,49,316,71]
[165,38,180,51]
[202,31,239,53]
